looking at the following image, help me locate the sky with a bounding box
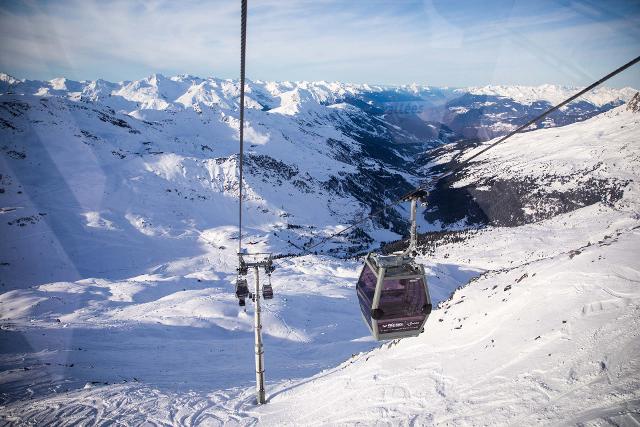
[0,0,639,88]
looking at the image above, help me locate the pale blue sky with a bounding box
[1,0,639,88]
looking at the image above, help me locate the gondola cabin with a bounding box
[262,283,273,299]
[236,278,249,306]
[356,252,432,340]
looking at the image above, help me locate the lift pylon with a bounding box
[237,252,274,404]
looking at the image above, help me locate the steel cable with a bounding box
[238,0,247,255]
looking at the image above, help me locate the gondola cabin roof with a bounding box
[365,253,423,279]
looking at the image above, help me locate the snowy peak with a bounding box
[114,73,189,110]
[1,72,635,114]
[0,72,20,85]
[462,83,636,106]
[269,87,326,115]
[0,73,21,94]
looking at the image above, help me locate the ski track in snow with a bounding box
[0,75,639,425]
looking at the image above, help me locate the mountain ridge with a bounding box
[2,71,635,111]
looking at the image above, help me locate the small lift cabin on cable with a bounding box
[235,253,275,306]
[356,189,432,340]
[235,277,250,306]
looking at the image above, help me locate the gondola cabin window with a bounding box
[356,264,377,327]
[377,277,428,334]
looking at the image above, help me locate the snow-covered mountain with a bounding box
[0,73,634,251]
[2,73,633,141]
[463,83,637,106]
[417,106,636,229]
[0,72,639,425]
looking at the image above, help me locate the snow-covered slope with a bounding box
[229,104,640,425]
[1,73,639,425]
[2,73,634,143]
[421,103,638,229]
[4,105,640,425]
[0,74,432,290]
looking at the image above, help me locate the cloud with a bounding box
[0,0,638,87]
